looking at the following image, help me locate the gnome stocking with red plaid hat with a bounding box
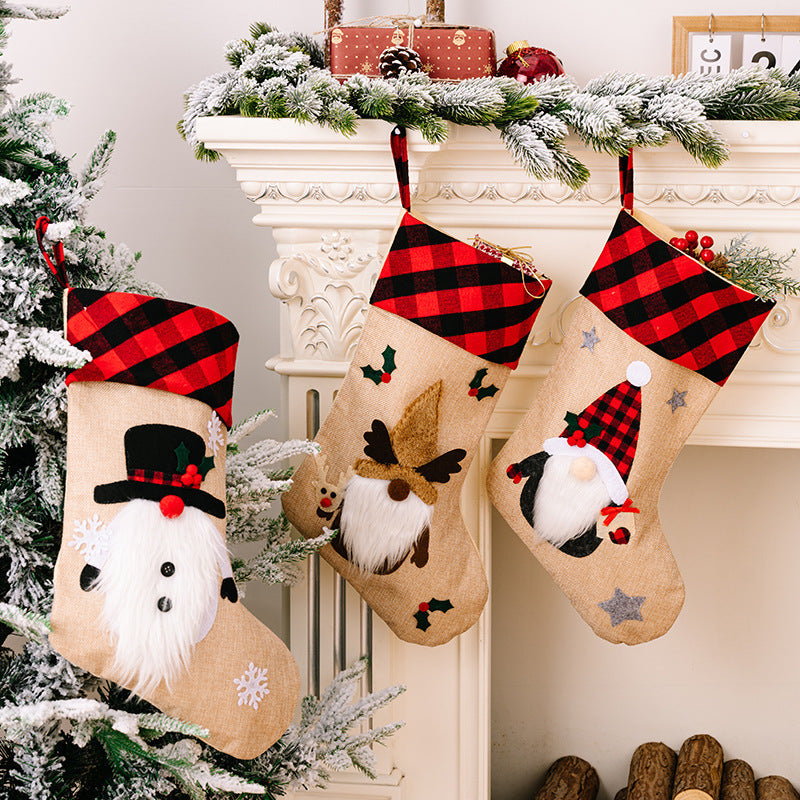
[282,126,552,646]
[40,219,300,759]
[487,153,775,645]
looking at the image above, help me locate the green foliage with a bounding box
[181,23,800,188]
[719,235,800,300]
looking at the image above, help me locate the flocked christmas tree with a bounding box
[0,6,402,798]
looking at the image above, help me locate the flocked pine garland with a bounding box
[0,7,403,798]
[179,22,800,191]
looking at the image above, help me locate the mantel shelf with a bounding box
[198,116,800,448]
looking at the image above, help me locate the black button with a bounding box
[157,596,172,612]
[160,562,175,577]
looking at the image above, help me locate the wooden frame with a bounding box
[672,15,800,74]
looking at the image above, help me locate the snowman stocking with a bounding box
[42,222,299,758]
[282,127,552,646]
[487,154,775,645]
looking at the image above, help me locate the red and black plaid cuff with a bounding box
[581,211,774,385]
[371,213,550,368]
[66,288,239,426]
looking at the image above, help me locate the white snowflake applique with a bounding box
[233,662,270,710]
[70,514,110,563]
[207,412,225,456]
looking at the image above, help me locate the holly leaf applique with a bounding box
[468,367,499,401]
[413,610,431,632]
[428,598,454,613]
[477,384,499,401]
[469,367,488,389]
[563,411,602,440]
[381,345,396,374]
[413,597,454,631]
[360,345,397,385]
[174,442,191,472]
[360,364,384,384]
[198,454,215,479]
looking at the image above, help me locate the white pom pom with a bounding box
[626,360,651,387]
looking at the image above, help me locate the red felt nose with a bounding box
[160,495,184,518]
[320,497,332,508]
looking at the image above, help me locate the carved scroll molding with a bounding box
[269,229,386,363]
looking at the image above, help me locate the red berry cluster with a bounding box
[180,463,202,488]
[566,419,589,447]
[669,229,715,264]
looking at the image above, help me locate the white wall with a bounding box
[8,0,800,793]
[493,445,800,799]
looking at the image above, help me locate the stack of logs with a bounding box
[533,735,799,800]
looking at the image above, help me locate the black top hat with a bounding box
[94,424,225,518]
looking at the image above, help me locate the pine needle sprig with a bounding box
[0,602,50,643]
[719,234,799,300]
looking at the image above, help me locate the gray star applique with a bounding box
[666,389,688,413]
[597,588,645,626]
[580,327,600,353]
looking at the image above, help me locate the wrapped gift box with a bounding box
[329,24,496,82]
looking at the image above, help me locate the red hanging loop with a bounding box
[390,125,411,212]
[619,150,634,211]
[34,216,70,289]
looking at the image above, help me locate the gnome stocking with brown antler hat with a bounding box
[282,127,552,645]
[487,153,775,645]
[38,218,299,759]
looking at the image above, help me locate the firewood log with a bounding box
[533,755,599,800]
[720,760,755,800]
[755,777,799,800]
[628,742,677,800]
[672,734,724,800]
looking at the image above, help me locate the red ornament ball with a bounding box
[700,248,715,263]
[159,494,185,519]
[497,40,564,84]
[674,238,688,251]
[684,230,699,245]
[669,237,679,246]
[700,235,714,248]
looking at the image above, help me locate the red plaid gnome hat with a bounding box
[543,361,651,504]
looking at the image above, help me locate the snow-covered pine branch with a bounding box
[0,602,50,642]
[181,23,800,188]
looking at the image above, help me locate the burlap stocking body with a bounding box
[48,285,299,758]
[487,154,775,645]
[282,126,551,646]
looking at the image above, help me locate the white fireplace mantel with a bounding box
[197,116,800,800]
[199,116,800,448]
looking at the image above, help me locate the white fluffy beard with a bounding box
[339,475,433,573]
[95,498,226,695]
[532,454,612,548]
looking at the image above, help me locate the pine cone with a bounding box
[379,46,423,78]
[708,253,731,279]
